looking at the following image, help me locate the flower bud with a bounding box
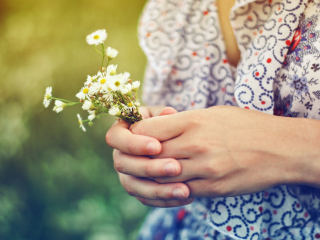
[106,47,119,59]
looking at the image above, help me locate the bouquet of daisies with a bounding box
[43,29,142,131]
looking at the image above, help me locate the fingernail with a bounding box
[147,142,158,154]
[163,162,178,176]
[172,188,186,198]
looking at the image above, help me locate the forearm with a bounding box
[262,115,320,187]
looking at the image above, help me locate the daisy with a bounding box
[98,75,108,89]
[107,64,117,76]
[106,47,119,59]
[109,106,120,116]
[76,87,90,100]
[88,110,96,121]
[82,100,93,111]
[121,72,130,82]
[76,84,98,100]
[77,114,86,132]
[85,73,98,86]
[86,29,107,45]
[43,87,52,108]
[53,100,66,113]
[103,92,113,102]
[132,81,140,92]
[108,75,126,91]
[120,83,132,94]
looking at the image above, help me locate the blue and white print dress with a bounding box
[137,0,320,239]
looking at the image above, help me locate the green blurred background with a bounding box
[0,0,149,239]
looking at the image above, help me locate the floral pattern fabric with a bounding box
[137,0,320,239]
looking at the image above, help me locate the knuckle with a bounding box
[154,188,161,199]
[144,162,154,177]
[113,157,124,173]
[209,181,227,197]
[105,130,113,147]
[125,184,135,196]
[120,176,135,196]
[188,143,208,154]
[188,114,202,126]
[130,122,145,135]
[127,141,136,154]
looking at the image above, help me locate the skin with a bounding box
[106,106,320,207]
[106,0,320,207]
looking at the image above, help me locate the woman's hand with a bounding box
[128,106,320,204]
[106,106,194,207]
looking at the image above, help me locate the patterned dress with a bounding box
[137,0,320,239]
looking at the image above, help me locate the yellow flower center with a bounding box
[108,87,112,91]
[79,120,82,125]
[83,88,89,94]
[100,79,106,84]
[128,103,133,107]
[115,81,120,87]
[93,35,100,40]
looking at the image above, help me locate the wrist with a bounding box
[279,117,320,187]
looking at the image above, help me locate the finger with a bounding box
[130,112,187,141]
[185,179,225,198]
[139,107,151,119]
[142,106,177,119]
[136,196,194,208]
[157,107,178,116]
[113,150,181,177]
[119,173,190,200]
[152,135,191,159]
[153,159,202,183]
[106,119,161,155]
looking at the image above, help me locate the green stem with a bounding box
[51,97,74,103]
[105,58,110,72]
[94,45,103,56]
[67,102,82,106]
[101,44,105,68]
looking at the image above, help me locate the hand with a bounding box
[106,106,194,207]
[130,106,309,200]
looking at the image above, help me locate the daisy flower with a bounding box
[82,100,93,111]
[53,100,66,113]
[120,83,132,94]
[76,87,90,100]
[76,84,98,100]
[108,75,126,91]
[121,72,130,82]
[132,81,140,92]
[103,92,113,102]
[106,47,119,59]
[88,110,96,121]
[86,29,107,45]
[109,106,121,116]
[77,114,86,132]
[98,75,108,89]
[107,64,117,76]
[43,87,52,108]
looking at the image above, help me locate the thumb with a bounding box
[157,107,178,116]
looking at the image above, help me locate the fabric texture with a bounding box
[137,0,320,239]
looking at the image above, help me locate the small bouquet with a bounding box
[43,29,142,131]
